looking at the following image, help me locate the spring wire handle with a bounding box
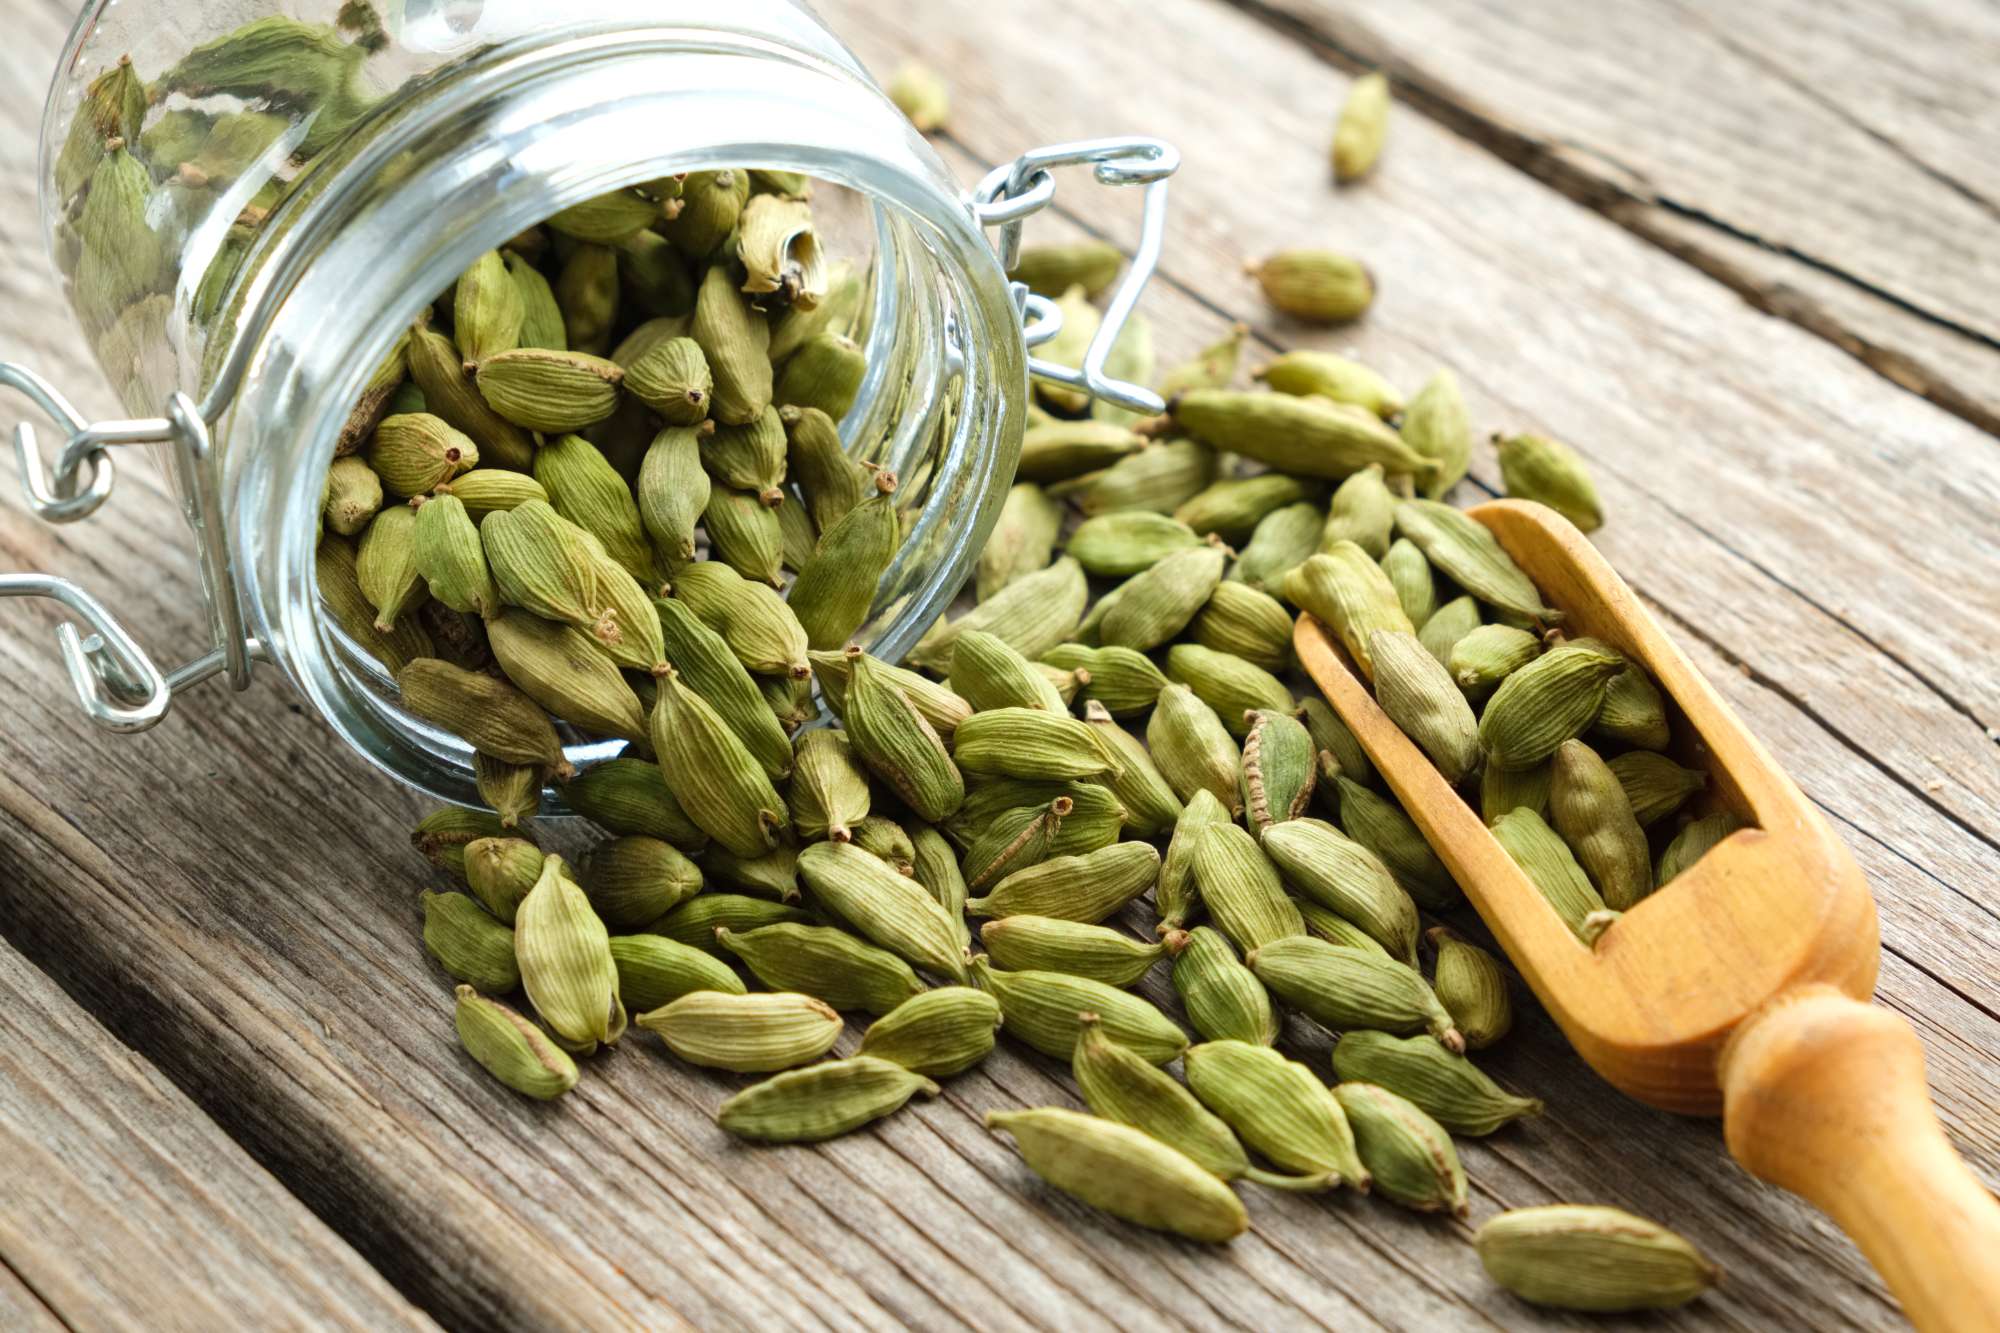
[971,137,1180,417]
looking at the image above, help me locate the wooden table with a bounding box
[3,1,1995,1328]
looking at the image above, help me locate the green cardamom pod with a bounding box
[959,796,1068,892]
[907,822,972,952]
[1319,464,1396,558]
[485,609,647,743]
[1658,812,1742,885]
[546,185,660,245]
[1281,545,1415,681]
[1239,707,1318,834]
[1401,370,1470,499]
[781,405,870,532]
[1379,538,1437,630]
[463,836,545,923]
[421,890,519,993]
[1371,629,1482,783]
[558,758,707,853]
[1146,684,1243,815]
[1296,896,1392,955]
[76,138,165,335]
[1607,751,1706,827]
[1064,509,1202,576]
[1481,759,1553,826]
[1593,651,1671,751]
[1193,823,1306,953]
[1183,1040,1368,1187]
[1006,240,1120,299]
[1450,623,1543,697]
[1018,420,1146,484]
[583,836,702,930]
[949,629,1068,713]
[633,421,713,573]
[791,468,900,649]
[701,406,788,502]
[1231,500,1323,597]
[324,456,384,537]
[653,596,793,775]
[856,986,999,1077]
[553,243,619,354]
[1480,643,1626,770]
[701,484,786,588]
[1165,926,1278,1045]
[1331,71,1390,181]
[966,842,1161,925]
[906,556,1088,675]
[1497,433,1604,533]
[453,250,525,364]
[1052,439,1216,518]
[797,841,970,982]
[1255,348,1400,417]
[1043,644,1167,717]
[1261,817,1418,964]
[716,923,924,1016]
[1490,806,1606,940]
[1155,321,1246,399]
[370,413,478,498]
[810,647,970,737]
[407,326,534,470]
[1550,739,1653,910]
[1175,473,1321,544]
[515,854,626,1049]
[1076,701,1183,838]
[1166,644,1293,737]
[454,985,578,1100]
[1156,789,1231,935]
[719,1056,939,1142]
[1248,936,1462,1050]
[472,348,624,433]
[980,916,1165,988]
[1334,1081,1468,1215]
[356,503,425,632]
[1297,696,1374,787]
[1174,389,1432,481]
[701,842,801,903]
[1246,249,1374,323]
[440,468,547,519]
[849,815,917,876]
[987,1107,1248,1244]
[319,535,432,672]
[790,729,871,843]
[609,935,745,1013]
[1393,499,1560,624]
[397,658,571,778]
[1334,774,1459,910]
[1332,1031,1541,1136]
[531,433,659,585]
[504,250,566,351]
[976,482,1063,600]
[1417,594,1482,669]
[669,561,811,679]
[970,957,1186,1064]
[774,331,864,420]
[411,493,496,617]
[473,752,541,828]
[649,665,790,858]
[690,261,772,425]
[1100,539,1228,652]
[637,990,842,1072]
[768,255,859,361]
[763,666,821,733]
[838,648,965,823]
[1426,925,1512,1050]
[647,893,810,956]
[1475,1206,1718,1312]
[56,57,146,202]
[1189,580,1294,675]
[954,708,1120,781]
[623,336,712,425]
[412,808,515,885]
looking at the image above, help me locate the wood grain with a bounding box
[0,935,436,1331]
[0,0,1993,1329]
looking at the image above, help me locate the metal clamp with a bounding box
[1,365,258,733]
[971,136,1180,417]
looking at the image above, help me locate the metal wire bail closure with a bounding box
[970,136,1180,417]
[1,367,257,732]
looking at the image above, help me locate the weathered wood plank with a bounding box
[0,936,437,1332]
[1228,0,2000,435]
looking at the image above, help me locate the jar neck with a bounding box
[219,22,1024,802]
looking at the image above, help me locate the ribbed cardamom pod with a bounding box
[975,482,1062,600]
[1017,420,1146,485]
[648,894,811,956]
[1151,789,1227,937]
[791,468,899,649]
[669,561,811,679]
[421,890,520,993]
[1247,247,1375,322]
[1052,438,1217,518]
[838,648,965,822]
[1098,538,1227,652]
[1255,350,1400,418]
[370,412,477,498]
[1248,936,1463,1050]
[1183,1040,1368,1188]
[1399,369,1470,499]
[1231,501,1322,598]
[649,664,789,858]
[857,987,1000,1077]
[452,250,524,364]
[609,935,745,1013]
[811,647,970,736]
[473,752,541,829]
[324,456,384,537]
[515,854,626,1049]
[1261,817,1418,964]
[966,842,1161,925]
[320,534,432,671]
[454,986,578,1100]
[971,957,1186,1064]
[412,808,515,884]
[56,57,146,203]
[797,841,970,982]
[1475,1206,1719,1312]
[1450,623,1542,697]
[987,1107,1248,1244]
[356,503,424,631]
[1044,644,1167,717]
[1068,703,1178,838]
[1371,629,1482,783]
[1006,239,1119,299]
[1607,752,1706,827]
[1482,759,1553,826]
[631,422,712,577]
[1147,684,1243,814]
[1075,1018,1332,1195]
[1379,538,1437,631]
[583,836,702,930]
[1490,807,1606,939]
[406,326,534,470]
[1330,774,1457,909]
[75,138,164,335]
[1331,70,1390,180]
[1334,1081,1467,1216]
[503,250,566,351]
[776,496,818,573]
[1282,544,1415,681]
[781,405,870,531]
[1479,643,1626,770]
[959,796,1069,892]
[980,916,1165,987]
[1393,499,1560,624]
[1417,594,1481,669]
[1426,925,1512,1050]
[690,261,772,425]
[410,493,495,617]
[547,186,659,244]
[531,433,658,585]
[719,1056,939,1143]
[662,169,748,260]
[637,990,842,1072]
[1173,391,1431,485]
[907,822,972,951]
[463,837,545,923]
[1165,925,1278,1045]
[623,227,701,320]
[397,658,572,778]
[1189,580,1294,675]
[906,556,1089,675]
[1175,473,1321,544]
[648,601,786,777]
[480,500,616,642]
[1239,707,1318,834]
[1332,1030,1541,1135]
[553,243,618,354]
[1148,322,1241,400]
[558,757,707,852]
[701,406,788,502]
[485,609,647,743]
[733,188,817,304]
[702,485,787,588]
[1193,823,1306,953]
[1064,509,1201,575]
[954,708,1120,781]
[1319,464,1396,558]
[1658,812,1742,885]
[623,336,711,425]
[1550,740,1654,910]
[716,923,924,1016]
[440,469,546,520]
[1593,653,1671,751]
[1166,644,1293,738]
[1497,433,1604,533]
[949,629,1068,713]
[849,815,917,876]
[789,729,871,843]
[1297,696,1373,787]
[774,332,864,419]
[701,842,802,903]
[1296,898,1391,955]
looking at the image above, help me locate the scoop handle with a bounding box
[1720,985,2000,1332]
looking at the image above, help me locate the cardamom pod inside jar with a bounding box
[23,0,1172,804]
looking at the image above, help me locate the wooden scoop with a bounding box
[1295,498,2000,1332]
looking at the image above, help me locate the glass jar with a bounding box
[6,0,1174,803]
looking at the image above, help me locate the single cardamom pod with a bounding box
[907,822,973,953]
[1490,806,1607,940]
[1193,823,1306,953]
[1075,1018,1332,1193]
[1100,539,1228,652]
[1155,790,1232,936]
[634,421,713,572]
[1334,774,1459,910]
[533,432,659,585]
[583,836,703,930]
[1417,594,1482,669]
[1332,1030,1541,1135]
[767,253,858,359]
[811,647,971,736]
[1043,644,1167,717]
[1450,623,1543,697]
[777,495,818,573]
[1032,284,1101,414]
[356,503,425,631]
[1331,70,1390,180]
[1052,439,1217,517]
[1607,751,1706,827]
[1394,499,1560,624]
[1165,926,1279,1045]
[1071,702,1180,838]
[1064,509,1202,575]
[949,629,1069,713]
[609,935,745,1013]
[1255,349,1400,417]
[959,797,1071,892]
[1426,925,1512,1050]
[648,894,810,956]
[669,561,811,679]
[781,405,871,531]
[1018,420,1146,484]
[463,837,545,923]
[977,482,1063,600]
[1173,390,1433,485]
[558,758,708,852]
[1297,696,1374,787]
[1248,936,1463,1050]
[1006,240,1120,299]
[1400,370,1471,499]
[370,412,478,499]
[623,335,711,425]
[485,609,647,743]
[75,139,164,334]
[791,468,900,649]
[1371,629,1482,783]
[1594,654,1671,751]
[480,500,617,647]
[1658,812,1742,885]
[774,331,864,419]
[1175,473,1321,544]
[980,916,1165,988]
[454,986,578,1100]
[554,243,619,353]
[1379,538,1437,631]
[954,707,1120,781]
[797,841,969,982]
[649,666,790,858]
[1475,1206,1719,1312]
[1296,897,1392,954]
[1232,500,1323,598]
[452,249,525,364]
[790,728,871,843]
[701,842,802,903]
[702,406,788,501]
[857,986,1000,1077]
[324,456,384,537]
[1182,1040,1368,1188]
[1261,818,1419,964]
[1481,759,1553,826]
[767,675,822,734]
[970,957,1187,1064]
[716,923,924,1016]
[966,842,1161,925]
[544,185,661,243]
[318,535,433,672]
[410,493,496,617]
[1153,321,1246,399]
[1281,545,1415,681]
[421,890,520,993]
[719,1056,939,1142]
[1239,707,1318,834]
[838,648,965,823]
[1480,643,1626,770]
[407,326,535,470]
[412,808,516,885]
[440,469,547,520]
[1319,464,1396,558]
[702,484,787,587]
[987,1107,1248,1244]
[848,815,916,877]
[906,556,1088,675]
[397,658,571,778]
[1146,684,1243,815]
[1189,580,1294,675]
[690,262,772,425]
[1245,249,1374,323]
[1550,739,1654,910]
[637,990,842,1072]
[654,596,793,779]
[1497,433,1604,533]
[662,169,749,259]
[56,57,146,203]
[504,250,566,351]
[1334,1081,1467,1216]
[515,854,626,1048]
[473,752,541,828]
[1166,644,1293,738]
